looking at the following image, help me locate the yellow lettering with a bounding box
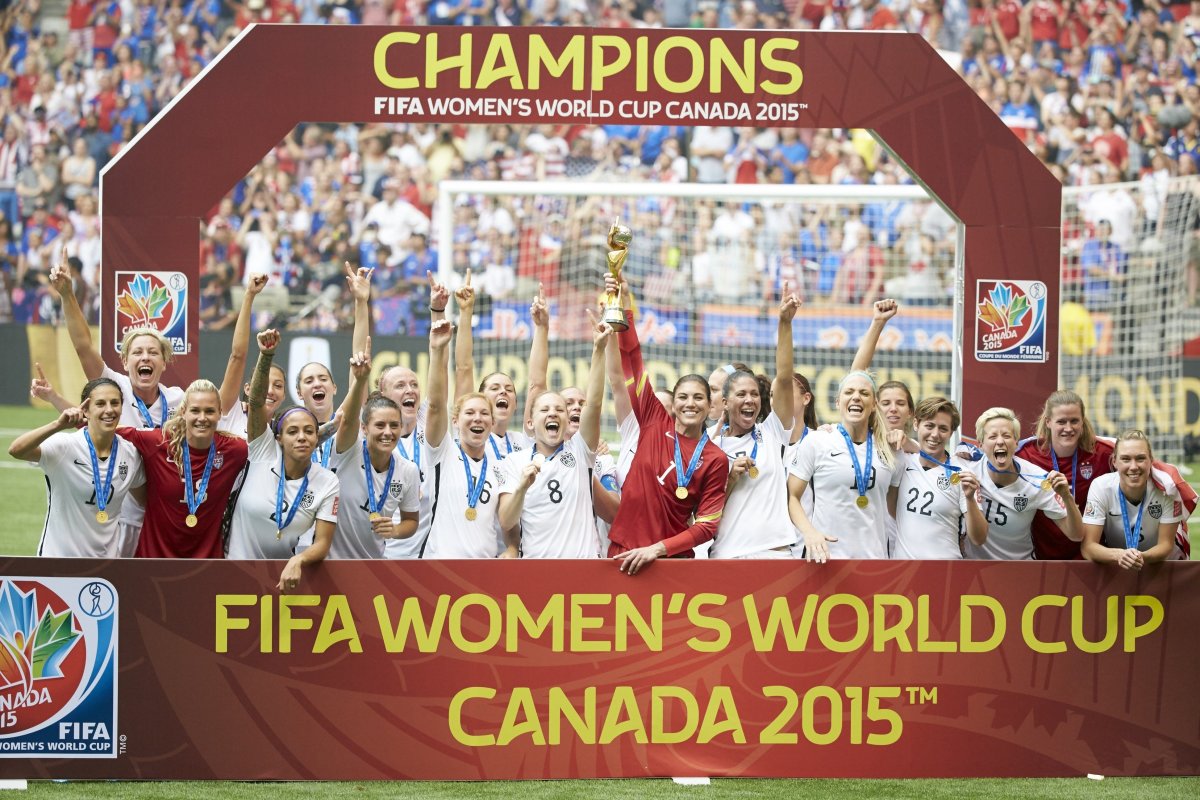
[615,594,662,652]
[449,687,496,746]
[278,595,317,654]
[373,32,421,90]
[549,686,596,745]
[742,594,817,651]
[425,32,473,90]
[651,686,699,744]
[960,595,1005,652]
[698,686,745,743]
[477,34,522,90]
[599,686,646,744]
[591,36,631,91]
[314,595,362,654]
[570,594,611,652]
[528,35,584,91]
[816,594,869,653]
[709,38,755,94]
[1124,595,1164,652]
[1070,595,1118,654]
[214,594,256,653]
[686,593,730,652]
[375,594,449,652]
[916,594,956,652]
[506,593,564,652]
[1021,595,1067,654]
[653,36,704,94]
[449,593,502,654]
[760,38,803,95]
[1136,377,1171,436]
[497,687,545,746]
[872,594,913,652]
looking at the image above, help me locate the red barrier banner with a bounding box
[0,558,1195,779]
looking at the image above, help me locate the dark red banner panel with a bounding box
[0,558,1194,779]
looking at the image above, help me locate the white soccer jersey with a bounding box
[227,430,340,560]
[787,428,902,559]
[615,414,639,486]
[37,430,145,558]
[1082,473,1183,552]
[786,427,816,559]
[384,424,432,559]
[487,429,531,460]
[894,451,966,560]
[497,433,599,559]
[327,436,420,559]
[961,457,1067,560]
[423,434,504,559]
[595,450,618,556]
[712,414,796,558]
[218,402,250,439]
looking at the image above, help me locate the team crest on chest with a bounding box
[300,491,315,510]
[936,474,951,490]
[1149,501,1163,519]
[1013,495,1028,512]
[389,481,402,498]
[212,452,224,470]
[118,462,129,481]
[1080,463,1093,480]
[559,451,576,468]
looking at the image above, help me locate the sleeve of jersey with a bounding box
[660,450,729,557]
[116,427,150,457]
[400,462,420,513]
[316,477,339,523]
[1081,483,1108,525]
[618,309,669,430]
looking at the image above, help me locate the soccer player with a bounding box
[1082,430,1182,569]
[603,275,729,575]
[216,273,285,438]
[496,312,612,558]
[226,330,339,591]
[9,378,145,557]
[327,338,420,559]
[710,283,800,559]
[1015,390,1113,559]
[787,371,901,562]
[961,407,1082,560]
[892,396,967,559]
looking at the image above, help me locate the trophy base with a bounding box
[601,309,629,331]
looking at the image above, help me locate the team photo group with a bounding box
[10,226,1194,591]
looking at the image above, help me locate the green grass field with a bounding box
[0,404,1196,797]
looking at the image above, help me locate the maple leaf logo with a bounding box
[116,274,170,328]
[978,282,1030,334]
[0,582,80,694]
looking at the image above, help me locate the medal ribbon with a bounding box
[460,445,489,512]
[1051,449,1078,498]
[673,430,709,496]
[919,450,961,481]
[182,440,217,520]
[720,425,758,462]
[530,442,565,462]
[312,438,333,468]
[838,424,872,503]
[275,452,311,535]
[133,391,167,429]
[84,429,117,518]
[362,439,395,518]
[488,433,513,459]
[987,461,1054,490]
[395,430,421,471]
[1119,490,1147,550]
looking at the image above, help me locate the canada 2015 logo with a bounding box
[974,280,1048,363]
[0,579,117,758]
[114,271,189,356]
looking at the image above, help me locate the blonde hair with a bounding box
[1113,429,1154,461]
[163,380,229,477]
[452,391,495,422]
[974,407,1021,443]
[1034,390,1098,453]
[120,327,174,366]
[837,371,894,468]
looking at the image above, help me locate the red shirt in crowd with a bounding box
[1028,0,1062,42]
[994,0,1023,39]
[606,311,728,558]
[120,428,248,558]
[1016,437,1113,559]
[67,0,94,31]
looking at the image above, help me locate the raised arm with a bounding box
[850,298,898,373]
[523,283,549,433]
[49,246,104,379]
[608,274,669,430]
[346,262,373,354]
[221,273,268,414]
[606,279,634,424]
[246,329,279,443]
[425,319,454,449]
[772,281,800,430]
[453,269,476,402]
[333,337,373,454]
[30,361,71,413]
[9,402,88,463]
[581,310,613,452]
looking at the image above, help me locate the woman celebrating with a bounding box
[1016,390,1113,559]
[496,311,612,559]
[423,319,507,558]
[118,381,249,558]
[961,408,1082,560]
[1082,430,1182,569]
[327,338,420,559]
[710,284,800,559]
[226,330,340,591]
[9,378,146,558]
[216,273,284,438]
[604,276,729,575]
[892,396,967,559]
[787,371,901,562]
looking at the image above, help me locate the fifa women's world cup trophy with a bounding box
[603,219,632,332]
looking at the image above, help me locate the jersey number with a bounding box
[547,479,563,504]
[905,489,934,517]
[982,498,1008,526]
[849,467,877,491]
[84,486,115,507]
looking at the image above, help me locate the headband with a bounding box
[274,407,318,435]
[838,370,878,393]
[721,364,736,376]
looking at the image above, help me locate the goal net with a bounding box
[434,179,961,433]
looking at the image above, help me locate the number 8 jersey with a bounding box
[496,432,599,559]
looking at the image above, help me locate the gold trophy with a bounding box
[603,218,631,331]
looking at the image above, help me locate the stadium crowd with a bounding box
[0,0,1198,334]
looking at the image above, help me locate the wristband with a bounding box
[430,305,446,313]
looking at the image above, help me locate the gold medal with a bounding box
[369,511,382,521]
[856,496,868,509]
[185,514,198,528]
[950,473,961,485]
[465,507,477,521]
[95,510,108,523]
[748,466,759,479]
[675,486,689,500]
[276,529,284,541]
[1041,479,1053,490]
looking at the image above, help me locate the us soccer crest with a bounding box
[0,578,117,758]
[559,451,576,468]
[974,280,1048,363]
[212,452,224,470]
[118,462,128,481]
[936,474,951,490]
[1080,463,1094,480]
[1014,495,1028,512]
[300,491,315,510]
[1149,501,1163,519]
[389,481,402,499]
[114,272,189,356]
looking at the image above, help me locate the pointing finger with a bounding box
[35,362,46,381]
